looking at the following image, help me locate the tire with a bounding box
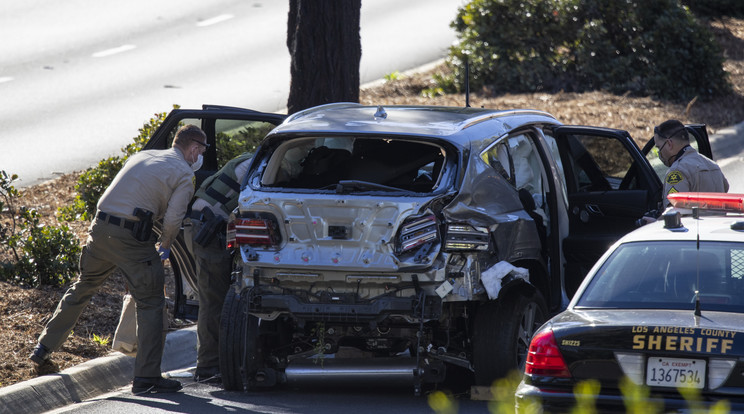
[219,287,247,391]
[472,289,547,385]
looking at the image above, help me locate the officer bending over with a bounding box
[30,124,208,394]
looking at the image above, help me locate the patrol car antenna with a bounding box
[693,206,702,317]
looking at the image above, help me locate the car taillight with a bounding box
[397,214,439,254]
[226,217,281,249]
[525,330,571,378]
[443,224,489,251]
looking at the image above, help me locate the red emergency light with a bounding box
[667,192,744,213]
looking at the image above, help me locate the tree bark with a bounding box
[287,0,361,114]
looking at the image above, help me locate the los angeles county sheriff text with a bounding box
[632,326,736,354]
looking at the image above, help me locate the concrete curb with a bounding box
[0,325,197,414]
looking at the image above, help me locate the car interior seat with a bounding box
[295,145,352,188]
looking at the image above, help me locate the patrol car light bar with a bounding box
[667,192,744,213]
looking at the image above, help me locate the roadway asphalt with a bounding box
[1,118,741,414]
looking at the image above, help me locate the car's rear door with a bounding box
[546,125,662,298]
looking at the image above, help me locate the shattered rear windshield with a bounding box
[259,137,447,193]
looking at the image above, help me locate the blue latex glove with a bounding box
[158,246,171,261]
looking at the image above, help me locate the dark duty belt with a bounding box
[97,211,137,230]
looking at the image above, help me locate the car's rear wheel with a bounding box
[472,289,547,385]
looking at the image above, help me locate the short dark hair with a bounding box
[172,124,207,148]
[656,119,688,141]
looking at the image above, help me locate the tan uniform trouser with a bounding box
[38,218,165,378]
[190,220,232,370]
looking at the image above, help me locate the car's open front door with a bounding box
[143,105,286,320]
[547,125,662,298]
[144,105,287,187]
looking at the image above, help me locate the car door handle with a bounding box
[585,204,603,215]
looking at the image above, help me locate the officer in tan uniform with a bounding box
[654,119,729,207]
[30,124,208,394]
[188,152,252,384]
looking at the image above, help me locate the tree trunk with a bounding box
[287,0,361,114]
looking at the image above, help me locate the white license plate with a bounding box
[646,357,705,389]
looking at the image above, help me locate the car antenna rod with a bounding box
[694,206,702,317]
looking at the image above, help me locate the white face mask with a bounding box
[191,154,203,171]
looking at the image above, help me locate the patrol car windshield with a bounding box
[576,241,744,313]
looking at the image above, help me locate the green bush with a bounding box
[448,0,730,101]
[215,122,275,166]
[57,108,175,221]
[1,171,81,287]
[10,208,81,287]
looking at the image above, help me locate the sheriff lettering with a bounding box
[632,326,736,354]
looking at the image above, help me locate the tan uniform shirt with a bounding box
[663,146,729,206]
[97,147,195,245]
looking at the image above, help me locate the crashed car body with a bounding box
[210,103,715,392]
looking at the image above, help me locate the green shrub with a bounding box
[1,172,81,287]
[215,122,275,166]
[57,108,175,221]
[447,0,730,101]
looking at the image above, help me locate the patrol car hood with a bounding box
[545,308,744,385]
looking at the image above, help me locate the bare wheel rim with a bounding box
[516,301,539,369]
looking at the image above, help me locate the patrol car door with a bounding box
[641,123,714,185]
[547,126,662,298]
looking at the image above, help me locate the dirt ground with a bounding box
[1,17,742,389]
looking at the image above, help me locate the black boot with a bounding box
[29,343,51,366]
[132,376,183,393]
[194,366,222,384]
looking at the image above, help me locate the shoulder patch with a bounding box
[192,175,196,188]
[666,170,684,185]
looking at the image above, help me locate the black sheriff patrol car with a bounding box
[515,192,744,413]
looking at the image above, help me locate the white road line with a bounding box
[0,77,13,84]
[92,44,136,58]
[196,14,234,27]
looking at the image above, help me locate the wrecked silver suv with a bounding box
[216,103,713,393]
